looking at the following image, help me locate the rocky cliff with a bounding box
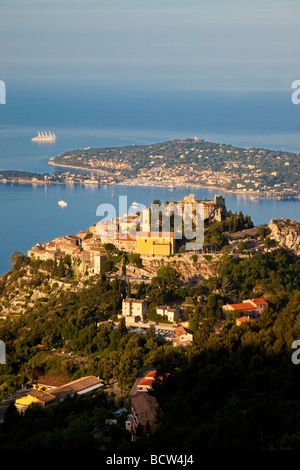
[268,218,300,255]
[123,253,220,284]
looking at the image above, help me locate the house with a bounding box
[118,214,140,237]
[79,249,106,275]
[92,252,106,274]
[174,326,193,345]
[76,230,93,240]
[122,298,147,319]
[222,298,268,319]
[130,391,162,440]
[236,316,252,326]
[122,298,148,326]
[136,370,157,392]
[156,305,181,323]
[55,235,81,255]
[113,235,137,253]
[15,390,57,412]
[30,376,66,391]
[15,376,104,414]
[27,246,62,262]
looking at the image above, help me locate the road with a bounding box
[107,274,152,284]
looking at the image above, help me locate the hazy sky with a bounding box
[1,0,300,92]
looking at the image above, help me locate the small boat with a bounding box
[132,201,140,206]
[58,200,67,207]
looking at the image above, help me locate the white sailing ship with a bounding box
[32,131,56,142]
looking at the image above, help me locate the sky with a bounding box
[1,0,300,93]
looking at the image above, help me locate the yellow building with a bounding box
[15,376,104,413]
[15,390,56,412]
[136,231,175,255]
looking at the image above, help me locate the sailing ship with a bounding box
[32,131,56,142]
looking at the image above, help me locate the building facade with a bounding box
[222,298,268,319]
[156,305,181,323]
[136,231,175,255]
[130,392,161,440]
[122,298,147,319]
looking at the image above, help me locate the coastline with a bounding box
[47,160,300,200]
[47,158,113,176]
[1,160,298,201]
[0,179,105,186]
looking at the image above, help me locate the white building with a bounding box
[122,298,148,327]
[122,298,147,319]
[156,305,181,323]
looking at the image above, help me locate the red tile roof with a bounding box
[145,371,156,378]
[225,298,268,311]
[236,316,251,323]
[251,298,268,305]
[137,231,174,238]
[138,378,153,387]
[230,302,256,310]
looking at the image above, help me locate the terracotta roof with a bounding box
[138,378,153,387]
[115,236,136,242]
[137,231,174,238]
[32,376,66,388]
[230,302,256,310]
[251,298,268,305]
[123,298,146,304]
[29,390,56,404]
[51,376,103,399]
[175,326,193,336]
[131,392,160,417]
[145,371,156,379]
[236,316,251,323]
[224,298,268,311]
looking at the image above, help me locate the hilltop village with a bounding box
[11,193,276,335]
[0,192,299,450]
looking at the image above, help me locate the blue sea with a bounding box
[0,84,299,275]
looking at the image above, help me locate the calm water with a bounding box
[0,85,299,274]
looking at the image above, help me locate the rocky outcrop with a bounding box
[268,218,300,255]
[123,253,220,284]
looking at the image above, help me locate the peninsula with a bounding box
[48,137,300,199]
[1,138,299,198]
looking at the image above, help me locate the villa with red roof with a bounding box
[137,370,158,392]
[222,298,268,320]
